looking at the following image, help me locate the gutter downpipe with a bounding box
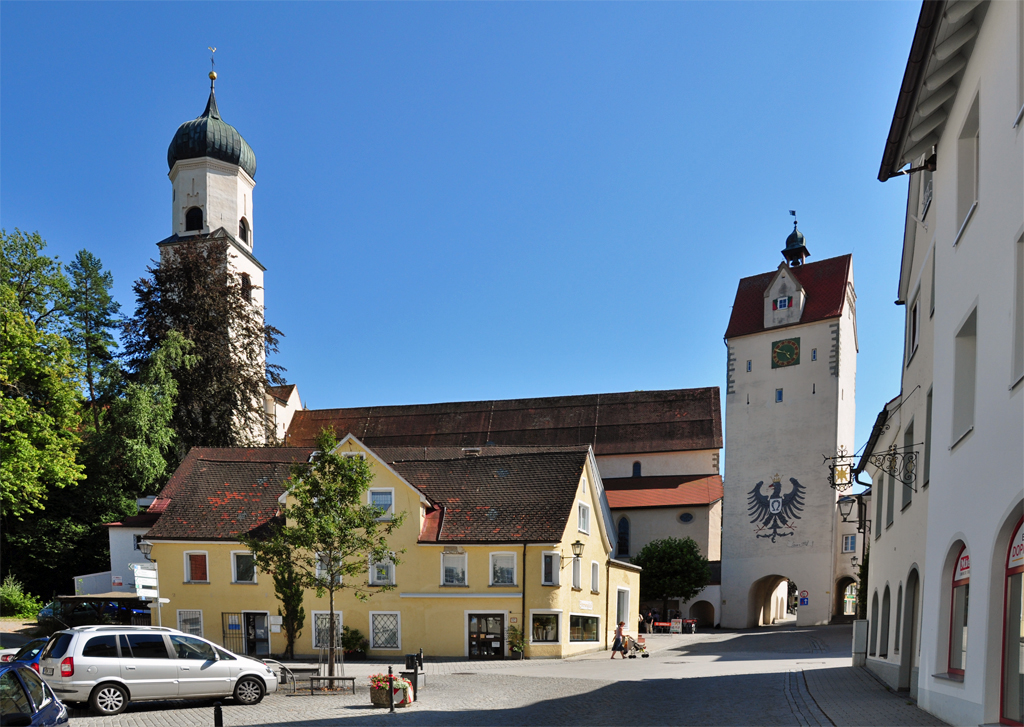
[522,541,527,657]
[605,560,611,652]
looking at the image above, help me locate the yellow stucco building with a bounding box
[143,436,639,660]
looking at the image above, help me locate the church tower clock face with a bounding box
[771,337,800,368]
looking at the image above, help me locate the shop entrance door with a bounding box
[468,614,504,660]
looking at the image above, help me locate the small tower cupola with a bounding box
[781,212,810,267]
[166,71,257,247]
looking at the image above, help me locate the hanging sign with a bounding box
[131,563,159,599]
[954,548,971,583]
[1009,521,1024,571]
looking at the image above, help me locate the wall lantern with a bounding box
[138,540,155,562]
[837,496,857,523]
[851,555,859,570]
[571,540,585,560]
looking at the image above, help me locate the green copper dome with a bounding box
[167,85,256,178]
[785,225,805,249]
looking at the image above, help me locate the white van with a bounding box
[37,625,277,715]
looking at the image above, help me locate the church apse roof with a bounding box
[284,388,723,454]
[724,254,852,340]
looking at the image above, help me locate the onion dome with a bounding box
[167,74,256,178]
[781,220,810,267]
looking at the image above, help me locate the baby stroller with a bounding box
[623,635,649,658]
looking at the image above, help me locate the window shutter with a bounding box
[189,554,207,581]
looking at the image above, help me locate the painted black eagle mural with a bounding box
[747,475,806,543]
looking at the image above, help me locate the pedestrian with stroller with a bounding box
[610,621,628,659]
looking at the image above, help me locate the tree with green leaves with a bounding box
[271,557,305,660]
[0,229,69,333]
[0,285,83,518]
[631,536,711,616]
[66,250,120,433]
[240,429,405,674]
[122,237,284,453]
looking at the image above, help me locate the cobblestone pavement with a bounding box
[65,625,946,726]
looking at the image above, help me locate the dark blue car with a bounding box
[0,664,68,726]
[0,640,48,673]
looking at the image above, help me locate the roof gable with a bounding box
[725,254,852,339]
[604,474,724,509]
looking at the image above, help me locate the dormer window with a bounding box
[774,296,792,311]
[239,217,250,244]
[185,207,204,232]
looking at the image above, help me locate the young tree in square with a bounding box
[240,429,405,673]
[631,536,711,617]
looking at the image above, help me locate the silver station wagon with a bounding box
[37,625,277,715]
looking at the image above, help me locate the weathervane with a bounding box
[208,47,217,85]
[789,209,798,228]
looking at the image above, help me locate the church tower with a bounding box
[160,70,269,443]
[720,221,857,627]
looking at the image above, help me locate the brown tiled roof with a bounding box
[375,445,590,462]
[146,447,314,540]
[267,384,296,403]
[390,451,589,543]
[603,475,723,509]
[106,512,160,528]
[724,255,852,340]
[286,388,722,454]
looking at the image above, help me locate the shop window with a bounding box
[879,586,891,657]
[185,552,208,583]
[869,592,879,655]
[531,613,559,643]
[489,553,516,586]
[949,545,970,675]
[617,517,630,557]
[1002,518,1023,723]
[570,615,600,642]
[441,553,467,586]
[185,206,203,232]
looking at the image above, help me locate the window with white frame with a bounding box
[185,552,208,583]
[616,588,630,626]
[956,95,980,241]
[368,489,394,520]
[952,308,978,443]
[232,552,256,583]
[490,553,516,586]
[442,552,467,586]
[590,561,599,593]
[315,552,343,585]
[541,552,559,586]
[531,612,559,642]
[581,476,587,495]
[133,534,144,550]
[312,612,342,649]
[572,558,582,590]
[842,534,856,553]
[569,614,599,642]
[370,612,401,649]
[177,610,203,636]
[907,296,920,363]
[370,559,394,586]
[578,502,590,534]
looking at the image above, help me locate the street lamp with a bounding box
[138,540,154,562]
[851,555,859,570]
[837,496,856,522]
[571,540,585,560]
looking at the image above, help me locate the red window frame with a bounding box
[1000,516,1024,726]
[948,544,970,676]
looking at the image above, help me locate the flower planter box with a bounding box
[370,683,413,708]
[509,651,524,660]
[344,651,367,661]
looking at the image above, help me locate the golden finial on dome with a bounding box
[209,71,217,81]
[208,47,217,86]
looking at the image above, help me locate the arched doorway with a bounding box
[747,574,795,626]
[688,601,715,627]
[834,576,857,620]
[898,568,920,692]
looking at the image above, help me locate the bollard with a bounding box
[213,701,223,727]
[388,666,395,713]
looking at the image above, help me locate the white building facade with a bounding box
[874,1,1024,724]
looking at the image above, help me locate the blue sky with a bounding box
[1,1,918,461]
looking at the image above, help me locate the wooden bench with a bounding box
[309,675,356,694]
